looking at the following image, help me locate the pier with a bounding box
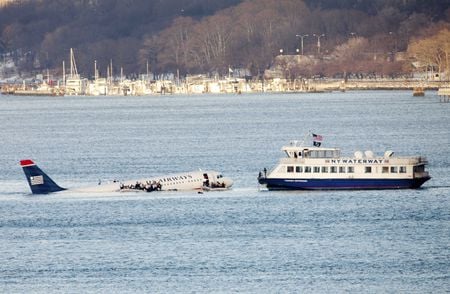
[437,87,450,102]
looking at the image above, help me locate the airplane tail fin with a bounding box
[20,159,66,194]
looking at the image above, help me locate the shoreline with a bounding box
[1,79,449,96]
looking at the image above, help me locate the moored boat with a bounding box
[413,86,425,96]
[258,138,431,190]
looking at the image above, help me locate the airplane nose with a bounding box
[223,177,233,188]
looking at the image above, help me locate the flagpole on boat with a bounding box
[298,131,312,146]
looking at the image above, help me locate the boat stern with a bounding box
[258,169,269,185]
[412,173,431,188]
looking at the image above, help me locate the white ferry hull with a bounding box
[258,176,431,190]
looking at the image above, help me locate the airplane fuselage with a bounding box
[20,159,233,194]
[77,171,231,193]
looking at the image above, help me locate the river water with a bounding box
[0,91,449,292]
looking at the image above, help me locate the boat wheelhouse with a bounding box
[258,141,431,190]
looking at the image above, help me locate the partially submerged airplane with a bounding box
[20,159,233,194]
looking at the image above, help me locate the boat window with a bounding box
[330,166,337,173]
[304,166,312,173]
[390,166,398,173]
[296,166,303,173]
[287,166,294,173]
[313,166,320,173]
[382,166,389,173]
[365,166,372,173]
[308,150,341,158]
[399,166,407,173]
[414,165,425,173]
[339,166,345,173]
[347,166,354,173]
[310,150,340,158]
[321,166,328,173]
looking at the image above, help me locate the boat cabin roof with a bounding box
[282,144,341,159]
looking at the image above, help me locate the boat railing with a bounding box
[414,171,430,178]
[279,158,304,164]
[417,156,428,164]
[398,156,428,164]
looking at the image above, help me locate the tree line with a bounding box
[1,0,449,79]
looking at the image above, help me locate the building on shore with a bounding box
[0,0,27,8]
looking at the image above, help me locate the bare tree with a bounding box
[330,37,370,79]
[191,14,233,73]
[408,29,450,80]
[152,17,196,74]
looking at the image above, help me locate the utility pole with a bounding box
[296,34,308,55]
[313,34,325,55]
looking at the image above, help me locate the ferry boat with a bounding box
[258,140,431,190]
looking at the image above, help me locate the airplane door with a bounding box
[203,173,209,187]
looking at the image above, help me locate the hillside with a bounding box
[0,0,449,78]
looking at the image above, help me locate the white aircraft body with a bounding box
[20,159,233,194]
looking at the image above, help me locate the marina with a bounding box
[1,76,449,96]
[1,48,449,96]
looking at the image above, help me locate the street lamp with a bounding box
[388,31,398,62]
[313,33,325,55]
[389,31,397,53]
[296,34,308,55]
[279,49,284,55]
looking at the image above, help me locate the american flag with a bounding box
[312,133,323,141]
[30,175,44,185]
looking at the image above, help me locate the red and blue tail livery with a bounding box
[20,159,66,194]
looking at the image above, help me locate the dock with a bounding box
[437,87,450,102]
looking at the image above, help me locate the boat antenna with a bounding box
[298,131,312,146]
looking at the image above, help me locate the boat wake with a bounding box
[420,185,450,190]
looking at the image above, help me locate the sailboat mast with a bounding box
[69,48,78,78]
[110,59,113,82]
[62,60,65,85]
[94,60,98,80]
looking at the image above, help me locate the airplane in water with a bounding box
[20,159,233,194]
